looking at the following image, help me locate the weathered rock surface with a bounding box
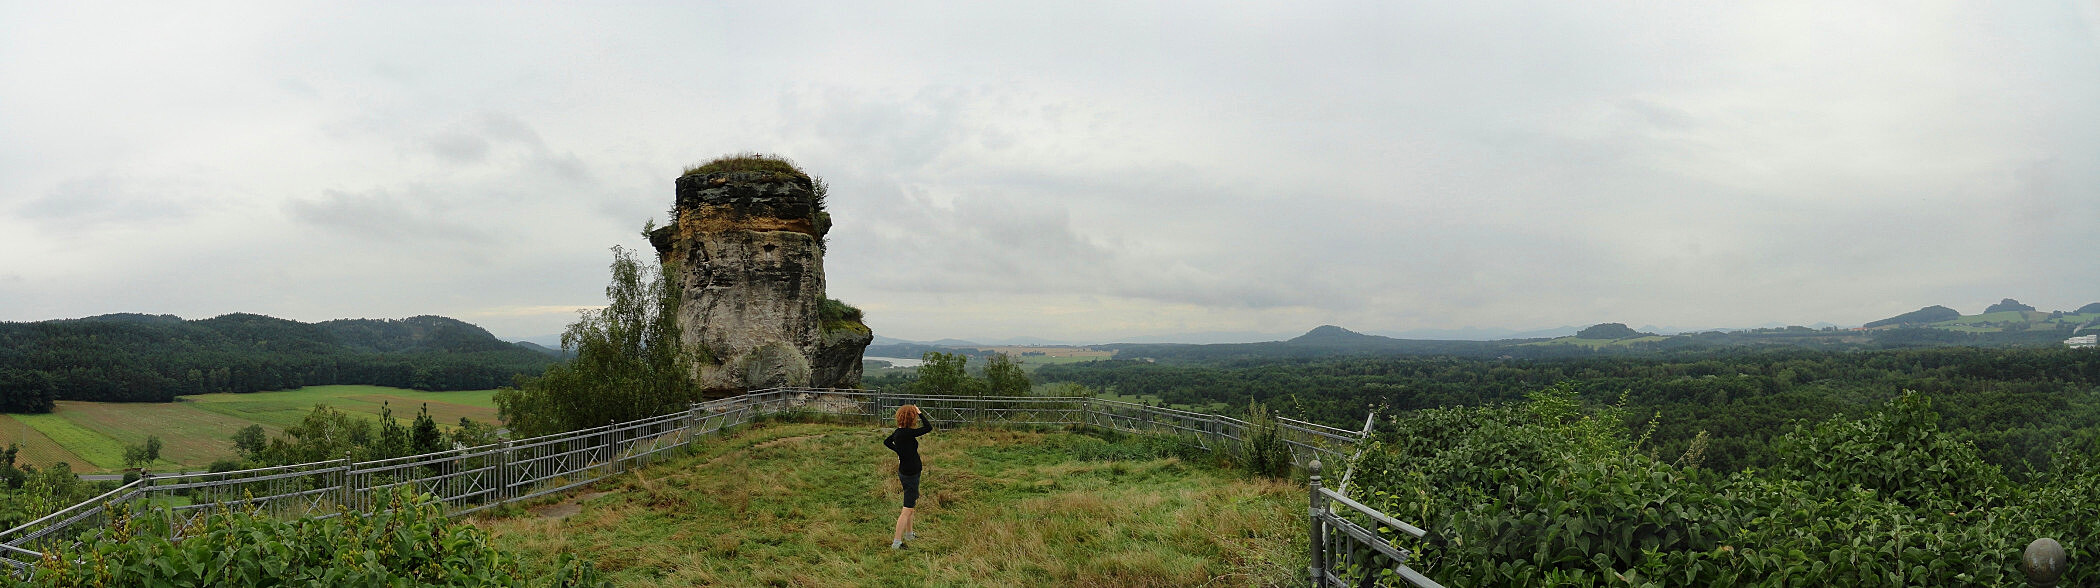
[651,169,870,396]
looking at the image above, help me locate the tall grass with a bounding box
[480,422,1306,586]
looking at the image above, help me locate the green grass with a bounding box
[181,385,498,429]
[481,422,1304,587]
[13,412,129,470]
[681,153,809,178]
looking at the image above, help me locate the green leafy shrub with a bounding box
[12,489,606,587]
[818,298,866,334]
[1347,387,2098,587]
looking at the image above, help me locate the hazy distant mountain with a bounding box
[1864,306,1962,329]
[1575,323,1647,340]
[871,334,917,346]
[2078,302,2100,315]
[510,333,565,348]
[514,341,572,358]
[1984,298,2037,313]
[1289,325,1388,345]
[1375,325,1580,340]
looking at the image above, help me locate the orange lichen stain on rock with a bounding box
[675,205,818,237]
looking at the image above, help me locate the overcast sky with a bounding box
[4,2,2097,344]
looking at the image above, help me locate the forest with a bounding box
[0,313,557,411]
[1035,346,2100,480]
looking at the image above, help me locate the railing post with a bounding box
[685,404,698,448]
[495,439,512,504]
[2025,537,2067,587]
[608,419,624,474]
[339,450,355,513]
[1309,459,1326,588]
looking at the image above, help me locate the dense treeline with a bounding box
[1352,388,2100,586]
[1036,346,2100,478]
[0,313,558,410]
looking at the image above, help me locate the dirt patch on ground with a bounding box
[529,489,619,520]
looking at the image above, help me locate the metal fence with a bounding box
[1308,460,1443,588]
[0,386,1383,575]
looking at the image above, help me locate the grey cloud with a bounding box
[427,132,491,164]
[14,174,198,228]
[286,188,491,243]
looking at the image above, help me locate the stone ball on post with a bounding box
[2023,537,2066,587]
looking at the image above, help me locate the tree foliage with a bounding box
[0,314,556,408]
[1348,388,2100,586]
[11,488,606,587]
[909,351,982,396]
[1038,346,2100,478]
[496,245,697,437]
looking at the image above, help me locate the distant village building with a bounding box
[2068,335,2098,349]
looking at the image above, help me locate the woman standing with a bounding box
[883,404,934,549]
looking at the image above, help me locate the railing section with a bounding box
[0,387,1370,572]
[1307,459,1442,588]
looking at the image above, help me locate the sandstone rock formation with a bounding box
[648,157,870,396]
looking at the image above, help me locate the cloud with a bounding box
[13,173,201,228]
[285,187,491,243]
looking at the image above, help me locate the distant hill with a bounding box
[0,313,559,409]
[1289,325,1384,345]
[2077,302,2100,315]
[1575,323,1646,340]
[1865,306,1962,329]
[514,341,573,359]
[1984,298,2037,313]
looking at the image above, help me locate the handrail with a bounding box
[1319,488,1426,539]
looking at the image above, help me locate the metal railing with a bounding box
[0,387,1370,572]
[1308,459,1442,588]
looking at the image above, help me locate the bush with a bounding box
[12,488,606,587]
[1346,387,2098,587]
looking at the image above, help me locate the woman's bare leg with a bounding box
[892,507,913,546]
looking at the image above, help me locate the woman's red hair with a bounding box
[895,405,920,428]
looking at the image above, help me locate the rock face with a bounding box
[649,167,871,397]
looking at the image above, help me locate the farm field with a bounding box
[0,414,97,471]
[5,386,501,473]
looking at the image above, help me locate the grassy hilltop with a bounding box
[479,421,1305,587]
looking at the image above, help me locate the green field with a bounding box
[6,386,502,473]
[482,421,1302,586]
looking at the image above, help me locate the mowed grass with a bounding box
[0,414,96,471]
[50,400,281,470]
[12,412,129,471]
[480,421,1306,587]
[3,386,502,473]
